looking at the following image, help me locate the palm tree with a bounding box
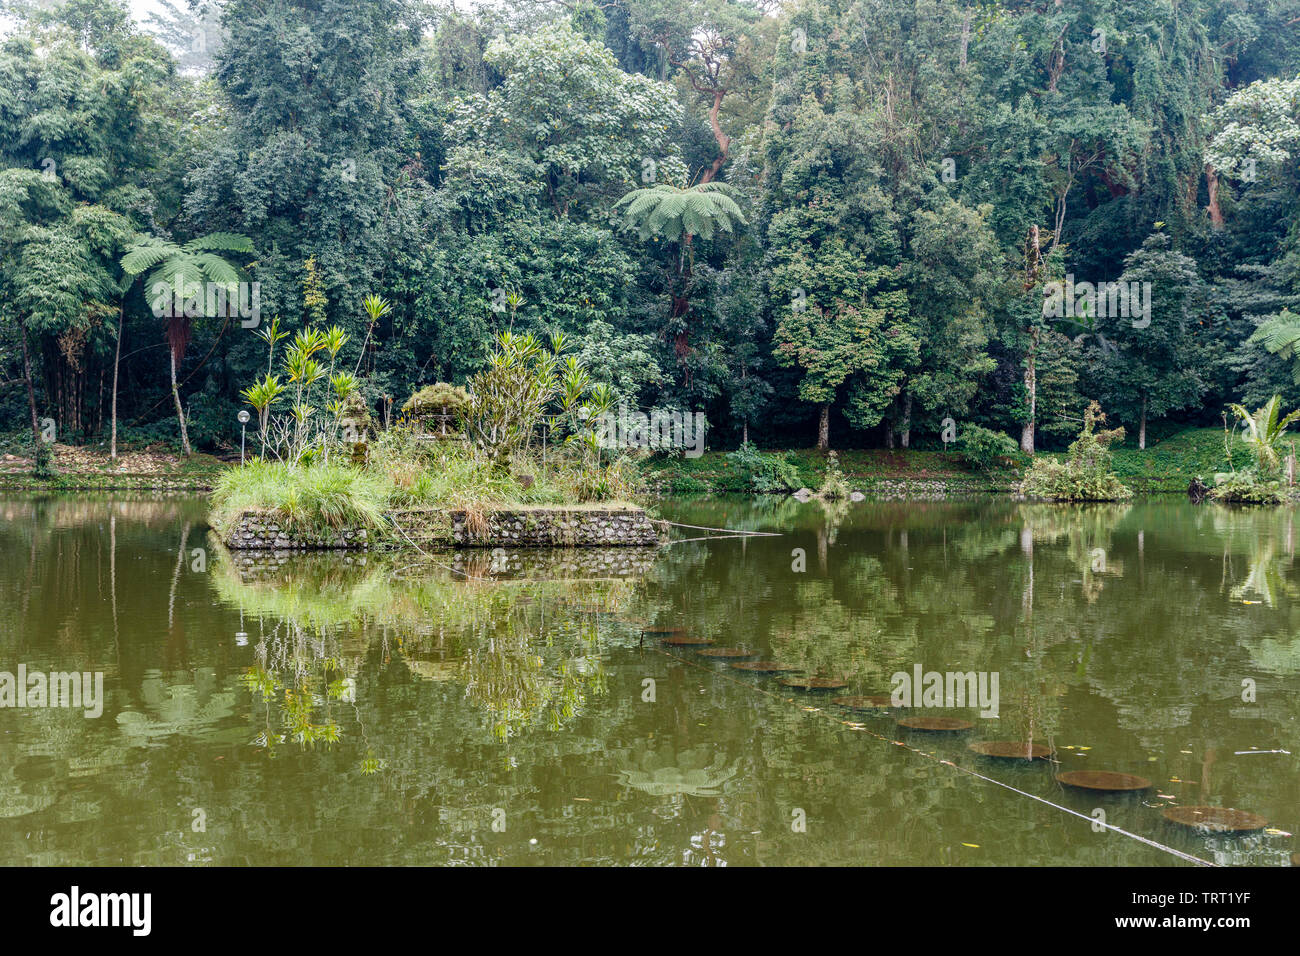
[613,181,745,359]
[121,232,254,455]
[1228,394,1300,476]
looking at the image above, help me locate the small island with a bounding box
[208,323,664,551]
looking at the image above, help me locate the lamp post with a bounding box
[237,410,250,464]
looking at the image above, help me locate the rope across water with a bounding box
[650,641,1215,867]
[385,512,1211,864]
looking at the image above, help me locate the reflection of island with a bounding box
[211,543,651,752]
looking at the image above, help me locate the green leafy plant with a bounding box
[956,425,1020,473]
[1226,394,1300,476]
[1021,402,1132,501]
[816,450,850,501]
[241,319,356,465]
[726,442,802,493]
[32,438,54,479]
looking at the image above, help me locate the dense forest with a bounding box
[1,0,1299,457]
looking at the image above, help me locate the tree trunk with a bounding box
[901,394,912,448]
[742,421,748,446]
[1139,394,1147,450]
[1020,328,1038,455]
[169,348,192,456]
[1205,164,1224,229]
[110,303,123,460]
[18,316,39,444]
[699,88,731,184]
[817,404,830,451]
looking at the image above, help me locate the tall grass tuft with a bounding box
[210,461,391,536]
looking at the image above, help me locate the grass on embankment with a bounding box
[1105,427,1252,493]
[642,427,1252,495]
[643,447,1018,494]
[209,462,393,538]
[208,454,645,540]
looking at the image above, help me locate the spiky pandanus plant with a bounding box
[242,323,355,465]
[463,331,559,470]
[612,181,745,359]
[121,232,254,455]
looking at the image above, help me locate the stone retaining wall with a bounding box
[222,506,664,550]
[223,512,371,550]
[449,509,662,547]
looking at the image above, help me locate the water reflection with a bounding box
[0,493,1296,866]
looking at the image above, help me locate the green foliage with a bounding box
[1208,469,1290,504]
[1021,403,1132,501]
[1205,75,1300,180]
[1226,394,1300,476]
[614,182,746,243]
[725,442,803,493]
[462,329,613,470]
[957,425,1020,473]
[4,0,1300,464]
[816,451,850,501]
[210,461,391,536]
[32,439,55,480]
[1248,310,1300,384]
[400,383,470,435]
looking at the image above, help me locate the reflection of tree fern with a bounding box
[613,744,741,798]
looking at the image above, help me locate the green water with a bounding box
[0,493,1296,866]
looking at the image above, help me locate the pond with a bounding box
[0,493,1295,866]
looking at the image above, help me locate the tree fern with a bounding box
[613,182,746,243]
[1249,310,1300,383]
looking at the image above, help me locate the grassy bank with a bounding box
[0,426,1259,500]
[644,427,1253,496]
[0,441,226,490]
[644,447,1017,494]
[1106,427,1252,493]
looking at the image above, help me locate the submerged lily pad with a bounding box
[1162,806,1268,832]
[660,635,714,646]
[969,741,1054,760]
[1056,770,1151,792]
[729,661,798,673]
[778,676,848,692]
[832,695,898,710]
[898,716,974,732]
[696,648,758,658]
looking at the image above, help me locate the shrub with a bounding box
[1208,469,1290,503]
[660,468,707,494]
[32,439,55,479]
[816,450,850,500]
[956,425,1019,472]
[725,442,803,492]
[400,383,468,436]
[1020,402,1132,501]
